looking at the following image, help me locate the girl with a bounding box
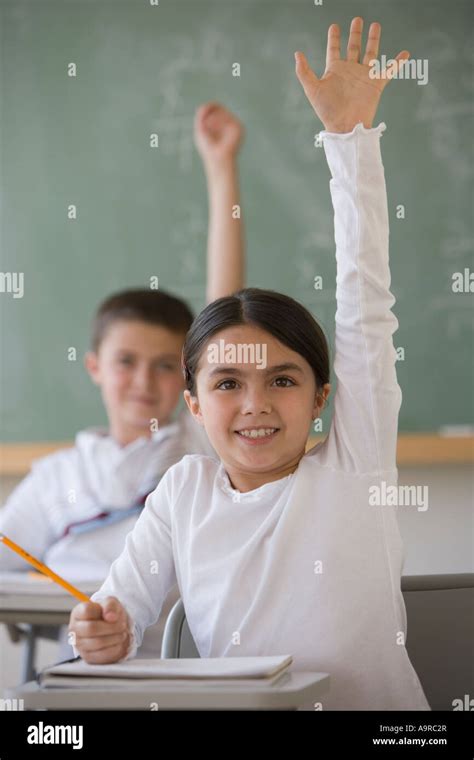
[69,18,430,710]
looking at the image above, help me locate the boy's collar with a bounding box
[76,420,180,451]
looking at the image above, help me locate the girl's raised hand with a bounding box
[194,102,244,165]
[295,17,410,133]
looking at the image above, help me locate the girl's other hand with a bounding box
[68,596,131,664]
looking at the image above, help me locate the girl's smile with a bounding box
[234,426,280,444]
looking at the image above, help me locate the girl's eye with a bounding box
[118,357,134,366]
[216,379,239,391]
[155,363,176,372]
[216,377,295,390]
[273,376,296,387]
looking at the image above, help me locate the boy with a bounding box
[0,102,245,657]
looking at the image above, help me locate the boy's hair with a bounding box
[182,287,330,396]
[91,289,194,352]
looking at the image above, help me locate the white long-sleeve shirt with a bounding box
[89,123,430,710]
[0,409,215,580]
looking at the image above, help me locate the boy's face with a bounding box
[85,320,186,444]
[184,324,330,491]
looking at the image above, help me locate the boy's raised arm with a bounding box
[194,103,245,304]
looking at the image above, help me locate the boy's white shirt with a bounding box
[86,122,430,711]
[0,409,215,580]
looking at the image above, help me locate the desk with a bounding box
[0,574,102,682]
[5,671,330,710]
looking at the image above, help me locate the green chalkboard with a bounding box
[1,0,472,441]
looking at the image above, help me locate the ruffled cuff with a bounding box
[319,121,386,140]
[117,619,140,662]
[320,122,387,180]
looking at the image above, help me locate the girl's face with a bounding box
[184,324,329,493]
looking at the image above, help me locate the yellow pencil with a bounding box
[0,533,90,602]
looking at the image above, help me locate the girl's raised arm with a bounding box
[296,18,409,474]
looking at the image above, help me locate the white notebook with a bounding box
[39,655,293,688]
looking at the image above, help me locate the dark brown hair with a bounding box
[91,288,194,352]
[182,288,330,396]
